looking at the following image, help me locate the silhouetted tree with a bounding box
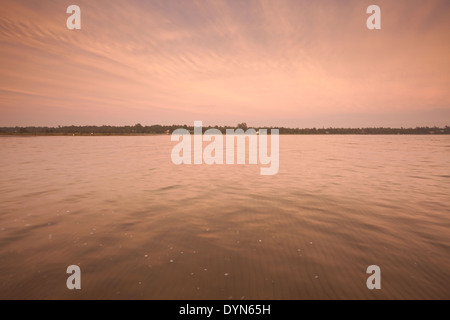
[237,123,248,130]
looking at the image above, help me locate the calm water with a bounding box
[0,135,449,300]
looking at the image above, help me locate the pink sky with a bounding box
[0,0,449,127]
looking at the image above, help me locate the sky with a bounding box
[0,0,449,128]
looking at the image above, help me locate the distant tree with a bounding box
[135,123,144,133]
[237,122,248,130]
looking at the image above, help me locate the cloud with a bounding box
[0,0,449,126]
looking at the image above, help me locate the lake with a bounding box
[0,135,449,299]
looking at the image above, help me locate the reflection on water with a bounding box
[0,135,449,299]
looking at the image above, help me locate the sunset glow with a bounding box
[1,0,449,127]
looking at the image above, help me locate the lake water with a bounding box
[0,135,449,299]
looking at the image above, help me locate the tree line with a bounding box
[0,123,449,135]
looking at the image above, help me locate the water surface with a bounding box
[0,135,449,299]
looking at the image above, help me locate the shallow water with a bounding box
[0,135,449,299]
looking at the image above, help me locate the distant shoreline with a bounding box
[1,124,449,136]
[1,134,449,137]
[0,133,165,136]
